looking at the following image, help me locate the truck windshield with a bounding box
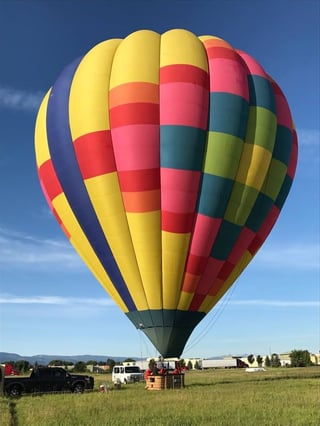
[124,367,140,373]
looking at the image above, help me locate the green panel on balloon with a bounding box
[225,182,259,226]
[245,106,277,151]
[263,159,288,201]
[204,132,243,179]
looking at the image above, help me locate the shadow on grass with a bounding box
[9,400,19,426]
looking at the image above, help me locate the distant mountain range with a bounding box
[0,352,132,365]
[1,352,248,365]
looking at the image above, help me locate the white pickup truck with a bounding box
[112,365,144,384]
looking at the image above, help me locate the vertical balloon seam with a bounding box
[84,42,153,316]
[175,35,212,313]
[160,31,205,308]
[159,30,188,351]
[35,91,129,312]
[131,29,209,356]
[109,31,163,336]
[244,79,297,255]
[45,57,137,312]
[68,39,150,313]
[197,53,279,314]
[188,46,281,313]
[100,35,157,329]
[174,30,210,346]
[184,39,250,312]
[199,58,297,317]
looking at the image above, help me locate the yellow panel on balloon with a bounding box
[236,143,272,190]
[52,193,127,312]
[161,29,208,71]
[126,211,162,310]
[84,173,149,311]
[110,30,160,88]
[162,231,191,309]
[69,39,121,140]
[177,291,194,311]
[34,90,51,167]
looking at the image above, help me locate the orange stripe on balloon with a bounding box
[182,272,200,293]
[122,189,160,212]
[109,82,159,109]
[200,37,232,50]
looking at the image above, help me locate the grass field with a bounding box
[1,367,319,425]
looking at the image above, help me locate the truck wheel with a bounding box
[7,385,22,398]
[72,383,84,393]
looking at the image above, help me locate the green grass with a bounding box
[1,367,319,425]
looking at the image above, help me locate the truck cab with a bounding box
[112,365,144,384]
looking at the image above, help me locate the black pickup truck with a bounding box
[1,366,94,397]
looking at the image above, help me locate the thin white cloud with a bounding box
[0,294,114,306]
[228,299,319,308]
[297,129,319,147]
[253,243,319,270]
[0,226,318,271]
[0,85,44,112]
[296,128,320,170]
[0,227,82,269]
[1,294,317,309]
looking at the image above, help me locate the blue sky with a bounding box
[0,0,319,360]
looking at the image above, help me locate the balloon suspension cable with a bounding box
[136,325,155,360]
[184,280,239,355]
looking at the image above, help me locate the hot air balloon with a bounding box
[34,29,298,358]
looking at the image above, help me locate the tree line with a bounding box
[2,350,315,374]
[246,350,313,368]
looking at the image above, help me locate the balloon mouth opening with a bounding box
[126,309,205,358]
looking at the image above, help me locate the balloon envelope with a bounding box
[34,29,298,357]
